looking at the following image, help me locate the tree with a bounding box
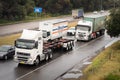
[0,2,3,18]
[105,8,120,37]
[0,0,34,20]
[45,0,72,14]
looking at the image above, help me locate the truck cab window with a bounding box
[15,39,35,49]
[35,41,38,49]
[76,25,90,31]
[42,30,50,38]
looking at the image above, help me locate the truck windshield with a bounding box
[76,25,90,31]
[15,39,35,49]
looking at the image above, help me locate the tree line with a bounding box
[0,0,120,20]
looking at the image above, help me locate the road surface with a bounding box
[0,33,116,80]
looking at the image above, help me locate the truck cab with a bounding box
[14,29,74,66]
[75,20,93,41]
[75,13,106,41]
[14,29,52,65]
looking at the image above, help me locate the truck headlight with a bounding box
[28,57,33,61]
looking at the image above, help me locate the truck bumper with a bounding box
[14,57,34,65]
[76,36,89,41]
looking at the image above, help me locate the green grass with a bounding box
[104,73,120,80]
[0,34,21,46]
[81,41,120,80]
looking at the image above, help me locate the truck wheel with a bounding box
[34,56,40,66]
[72,41,74,47]
[87,35,91,41]
[68,43,71,50]
[18,63,23,66]
[70,43,73,50]
[45,54,49,61]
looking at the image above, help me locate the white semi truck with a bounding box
[39,19,68,42]
[14,19,74,65]
[75,13,106,41]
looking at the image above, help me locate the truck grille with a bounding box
[17,56,29,61]
[16,52,30,62]
[78,32,86,37]
[17,52,30,56]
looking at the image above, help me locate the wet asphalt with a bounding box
[0,33,116,80]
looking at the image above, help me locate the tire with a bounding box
[49,53,53,59]
[70,43,73,50]
[34,56,40,66]
[72,41,74,47]
[45,54,49,61]
[68,43,71,50]
[66,45,69,51]
[87,35,91,41]
[4,56,8,60]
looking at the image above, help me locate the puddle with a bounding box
[62,73,83,79]
[68,68,82,73]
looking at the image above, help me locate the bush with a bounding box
[104,73,120,80]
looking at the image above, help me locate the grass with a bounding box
[0,34,21,46]
[81,41,120,80]
[68,20,78,28]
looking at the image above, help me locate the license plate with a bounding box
[20,61,25,64]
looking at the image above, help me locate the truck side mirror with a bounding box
[14,40,17,47]
[89,28,91,32]
[47,32,50,37]
[35,41,38,49]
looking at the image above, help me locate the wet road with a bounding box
[0,34,116,80]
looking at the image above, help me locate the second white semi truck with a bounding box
[75,13,106,41]
[39,19,68,42]
[14,19,74,66]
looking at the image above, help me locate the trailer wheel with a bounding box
[72,41,74,47]
[66,45,69,51]
[34,56,40,66]
[68,43,71,50]
[70,43,73,50]
[49,53,53,59]
[45,54,49,61]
